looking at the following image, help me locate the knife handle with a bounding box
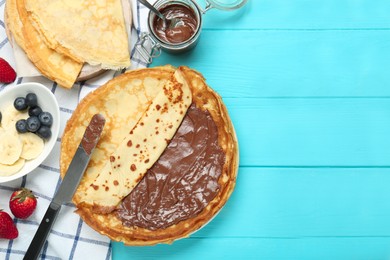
[24,203,61,260]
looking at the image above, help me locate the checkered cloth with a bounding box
[0,1,153,259]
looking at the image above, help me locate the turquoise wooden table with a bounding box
[114,0,390,259]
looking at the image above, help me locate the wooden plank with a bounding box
[194,167,390,238]
[111,167,390,240]
[225,97,390,166]
[200,0,390,29]
[112,167,390,257]
[113,236,390,259]
[152,30,390,97]
[113,167,390,258]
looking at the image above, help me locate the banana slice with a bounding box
[0,158,26,176]
[20,132,44,160]
[0,131,23,165]
[1,104,28,131]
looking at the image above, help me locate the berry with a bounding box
[37,126,52,139]
[26,116,40,132]
[0,111,2,124]
[14,97,27,111]
[0,58,16,84]
[28,106,42,117]
[38,112,53,127]
[25,93,38,107]
[9,188,37,219]
[0,210,18,239]
[15,119,28,133]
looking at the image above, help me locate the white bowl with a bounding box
[0,82,60,183]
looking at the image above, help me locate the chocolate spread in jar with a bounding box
[153,4,198,44]
[117,104,225,230]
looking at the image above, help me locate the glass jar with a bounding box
[135,0,248,64]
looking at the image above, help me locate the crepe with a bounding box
[61,66,175,210]
[5,0,25,49]
[60,66,238,245]
[24,0,131,69]
[12,0,83,89]
[77,70,192,214]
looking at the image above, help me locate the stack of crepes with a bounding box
[5,0,131,88]
[60,66,239,245]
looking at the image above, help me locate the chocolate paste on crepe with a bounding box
[117,104,225,230]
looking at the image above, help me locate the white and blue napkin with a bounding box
[0,1,154,259]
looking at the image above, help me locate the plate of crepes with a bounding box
[4,0,132,88]
[60,66,239,245]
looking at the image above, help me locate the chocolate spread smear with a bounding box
[81,114,105,155]
[116,104,225,230]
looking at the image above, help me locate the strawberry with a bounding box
[0,210,18,240]
[0,57,17,83]
[9,188,37,219]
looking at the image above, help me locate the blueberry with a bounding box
[15,119,28,133]
[29,106,43,117]
[37,126,51,139]
[38,112,53,127]
[26,116,41,132]
[14,97,28,111]
[25,93,38,107]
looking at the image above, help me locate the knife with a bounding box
[23,114,106,260]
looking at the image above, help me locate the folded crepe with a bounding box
[6,0,131,88]
[13,0,83,88]
[77,70,192,213]
[24,0,131,69]
[61,66,178,210]
[5,0,25,49]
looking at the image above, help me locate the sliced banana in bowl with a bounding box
[0,159,26,177]
[0,104,29,129]
[20,133,45,160]
[0,131,44,177]
[0,130,23,165]
[0,82,60,183]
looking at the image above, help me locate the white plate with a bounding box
[0,82,60,183]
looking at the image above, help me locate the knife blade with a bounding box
[23,114,106,260]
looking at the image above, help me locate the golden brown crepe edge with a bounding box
[5,0,26,49]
